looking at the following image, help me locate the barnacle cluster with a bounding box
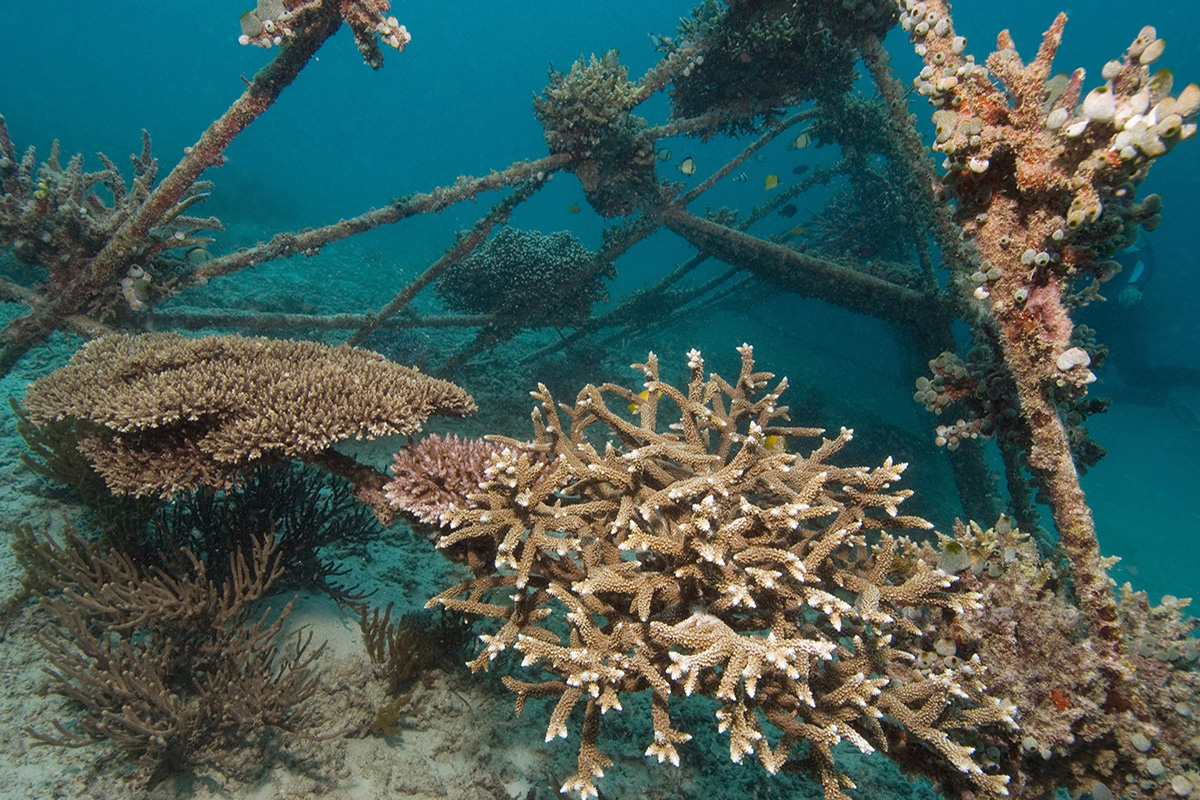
[904,2,1196,292]
[238,0,410,68]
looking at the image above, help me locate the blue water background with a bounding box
[1,1,1198,603]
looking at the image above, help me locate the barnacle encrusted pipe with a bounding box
[901,0,1196,696]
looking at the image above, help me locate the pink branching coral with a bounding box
[383,434,501,529]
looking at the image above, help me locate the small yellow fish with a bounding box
[764,174,779,190]
[789,225,806,236]
[764,434,787,452]
[568,201,581,214]
[627,389,662,412]
[787,132,812,150]
[678,156,697,176]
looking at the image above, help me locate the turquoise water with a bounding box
[2,2,1200,798]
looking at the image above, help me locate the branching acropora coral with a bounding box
[0,121,220,315]
[421,345,1014,800]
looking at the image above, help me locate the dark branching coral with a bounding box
[533,51,659,216]
[435,226,613,333]
[10,397,159,542]
[799,175,913,263]
[24,529,328,781]
[146,463,380,601]
[0,118,220,318]
[13,399,379,601]
[359,603,474,696]
[658,0,887,137]
[423,345,1013,800]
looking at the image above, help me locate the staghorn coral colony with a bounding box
[423,346,1015,799]
[2,0,1200,799]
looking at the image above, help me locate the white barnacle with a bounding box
[1063,118,1089,138]
[1056,346,1091,371]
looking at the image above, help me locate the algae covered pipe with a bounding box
[0,1,346,377]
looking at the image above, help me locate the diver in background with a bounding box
[1112,234,1156,309]
[1082,233,1156,388]
[1083,233,1200,401]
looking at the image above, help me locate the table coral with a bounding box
[20,333,475,501]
